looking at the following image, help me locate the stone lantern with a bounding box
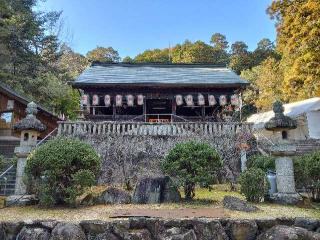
[265,101,301,204]
[13,102,46,195]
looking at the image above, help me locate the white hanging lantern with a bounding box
[115,95,123,107]
[92,94,99,106]
[185,95,194,106]
[198,94,205,106]
[219,95,227,106]
[175,95,183,106]
[104,95,111,107]
[208,95,216,106]
[126,94,134,107]
[231,94,240,106]
[81,94,88,105]
[137,94,144,105]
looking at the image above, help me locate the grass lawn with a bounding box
[0,185,319,222]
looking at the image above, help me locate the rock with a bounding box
[16,226,50,240]
[256,219,278,233]
[92,232,119,240]
[192,219,229,240]
[223,196,258,212]
[98,187,131,204]
[80,220,111,236]
[129,217,162,238]
[5,195,38,207]
[127,229,152,240]
[162,178,181,203]
[111,220,131,239]
[294,217,319,231]
[171,230,197,240]
[0,222,24,240]
[275,217,295,226]
[270,193,302,205]
[225,220,258,240]
[257,225,320,240]
[132,176,180,204]
[50,223,86,240]
[256,218,295,233]
[162,228,197,240]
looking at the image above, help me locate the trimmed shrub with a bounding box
[239,168,269,202]
[246,154,275,172]
[26,137,101,206]
[161,141,222,200]
[294,151,320,202]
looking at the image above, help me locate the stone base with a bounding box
[270,193,302,205]
[5,195,38,207]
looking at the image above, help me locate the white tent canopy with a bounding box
[247,98,320,139]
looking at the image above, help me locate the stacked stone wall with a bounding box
[1,217,319,239]
[72,131,256,186]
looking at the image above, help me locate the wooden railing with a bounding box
[58,121,253,137]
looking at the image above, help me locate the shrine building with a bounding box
[74,63,249,123]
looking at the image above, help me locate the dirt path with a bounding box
[110,207,226,218]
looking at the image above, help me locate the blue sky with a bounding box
[39,0,276,58]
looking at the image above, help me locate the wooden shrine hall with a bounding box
[74,63,249,123]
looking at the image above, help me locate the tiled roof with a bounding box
[0,83,61,120]
[74,63,248,87]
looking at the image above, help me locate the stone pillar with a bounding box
[270,145,301,204]
[14,130,39,195]
[240,149,247,172]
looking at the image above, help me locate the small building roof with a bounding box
[74,63,249,88]
[0,82,61,121]
[247,98,320,130]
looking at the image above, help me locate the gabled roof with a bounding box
[74,63,249,88]
[247,98,320,129]
[0,83,61,120]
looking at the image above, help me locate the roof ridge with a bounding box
[91,61,227,68]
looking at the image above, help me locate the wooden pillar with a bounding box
[172,98,176,122]
[143,97,147,122]
[201,106,205,121]
[112,104,116,121]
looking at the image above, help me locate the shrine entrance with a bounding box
[146,99,172,123]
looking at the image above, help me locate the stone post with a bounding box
[12,102,46,195]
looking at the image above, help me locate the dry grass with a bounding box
[0,185,319,222]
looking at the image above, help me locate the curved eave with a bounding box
[73,82,249,89]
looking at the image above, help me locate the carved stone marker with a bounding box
[265,101,301,204]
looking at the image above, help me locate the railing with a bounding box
[36,127,58,147]
[0,164,14,196]
[58,121,253,137]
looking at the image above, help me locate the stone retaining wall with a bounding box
[72,132,256,186]
[1,217,319,240]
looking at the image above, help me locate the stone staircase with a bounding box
[0,161,16,196]
[257,139,320,156]
[0,139,20,158]
[294,139,320,155]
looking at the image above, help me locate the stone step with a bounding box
[0,189,15,196]
[0,140,20,158]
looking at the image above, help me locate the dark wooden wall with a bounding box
[0,91,59,138]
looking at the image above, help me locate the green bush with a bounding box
[239,168,269,202]
[294,151,320,202]
[26,137,101,207]
[246,154,275,172]
[161,141,222,200]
